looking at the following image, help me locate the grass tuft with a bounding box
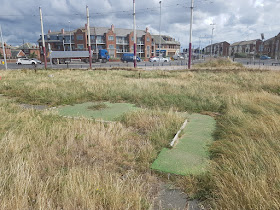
[87,102,108,110]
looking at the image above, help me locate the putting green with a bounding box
[57,102,140,121]
[151,113,216,175]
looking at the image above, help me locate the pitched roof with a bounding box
[205,41,230,48]
[151,35,180,45]
[0,42,12,49]
[18,43,37,49]
[45,26,148,38]
[230,39,261,46]
[87,27,147,37]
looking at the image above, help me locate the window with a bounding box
[77,44,84,50]
[109,36,114,41]
[147,37,150,42]
[77,35,83,40]
[147,46,150,58]
[109,44,115,49]
[96,36,105,44]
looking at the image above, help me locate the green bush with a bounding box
[234,53,247,58]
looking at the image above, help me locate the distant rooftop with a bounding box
[152,35,180,45]
[45,26,149,38]
[230,39,261,46]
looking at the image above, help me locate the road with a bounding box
[1,58,279,71]
[0,60,194,70]
[234,58,278,66]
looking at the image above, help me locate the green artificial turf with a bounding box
[57,102,140,121]
[151,113,216,175]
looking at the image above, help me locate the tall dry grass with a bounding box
[0,69,280,209]
[0,98,183,209]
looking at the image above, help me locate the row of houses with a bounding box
[37,24,180,60]
[0,42,40,59]
[203,32,280,59]
[204,40,262,57]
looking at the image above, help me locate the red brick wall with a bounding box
[29,49,40,59]
[106,30,116,57]
[144,33,152,58]
[0,47,12,58]
[74,29,86,50]
[129,32,134,53]
[256,40,262,54]
[222,42,230,56]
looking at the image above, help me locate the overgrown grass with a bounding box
[0,69,280,209]
[0,98,183,209]
[195,58,244,68]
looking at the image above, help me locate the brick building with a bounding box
[263,33,280,59]
[151,35,180,57]
[229,39,262,57]
[204,41,230,56]
[0,42,12,59]
[38,25,165,59]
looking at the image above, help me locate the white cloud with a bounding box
[0,0,279,49]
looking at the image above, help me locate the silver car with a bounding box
[16,58,37,65]
[31,58,42,64]
[149,57,170,62]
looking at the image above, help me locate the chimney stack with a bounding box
[85,23,87,29]
[48,29,51,34]
[61,28,64,34]
[111,24,115,32]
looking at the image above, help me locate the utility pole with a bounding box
[94,27,98,59]
[133,0,137,68]
[210,23,215,58]
[188,0,194,69]
[39,7,47,69]
[69,21,72,51]
[198,36,202,60]
[159,1,162,66]
[86,5,92,69]
[0,25,7,70]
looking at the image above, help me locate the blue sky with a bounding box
[0,0,279,49]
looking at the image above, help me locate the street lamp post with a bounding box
[188,0,194,69]
[133,0,137,68]
[159,1,162,66]
[39,7,47,69]
[69,21,72,51]
[210,23,215,58]
[86,5,92,69]
[0,25,7,70]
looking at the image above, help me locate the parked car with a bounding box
[121,53,141,63]
[172,54,184,60]
[16,58,37,65]
[30,58,42,64]
[149,57,170,62]
[260,55,271,60]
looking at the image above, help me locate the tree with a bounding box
[29,52,37,59]
[0,52,2,59]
